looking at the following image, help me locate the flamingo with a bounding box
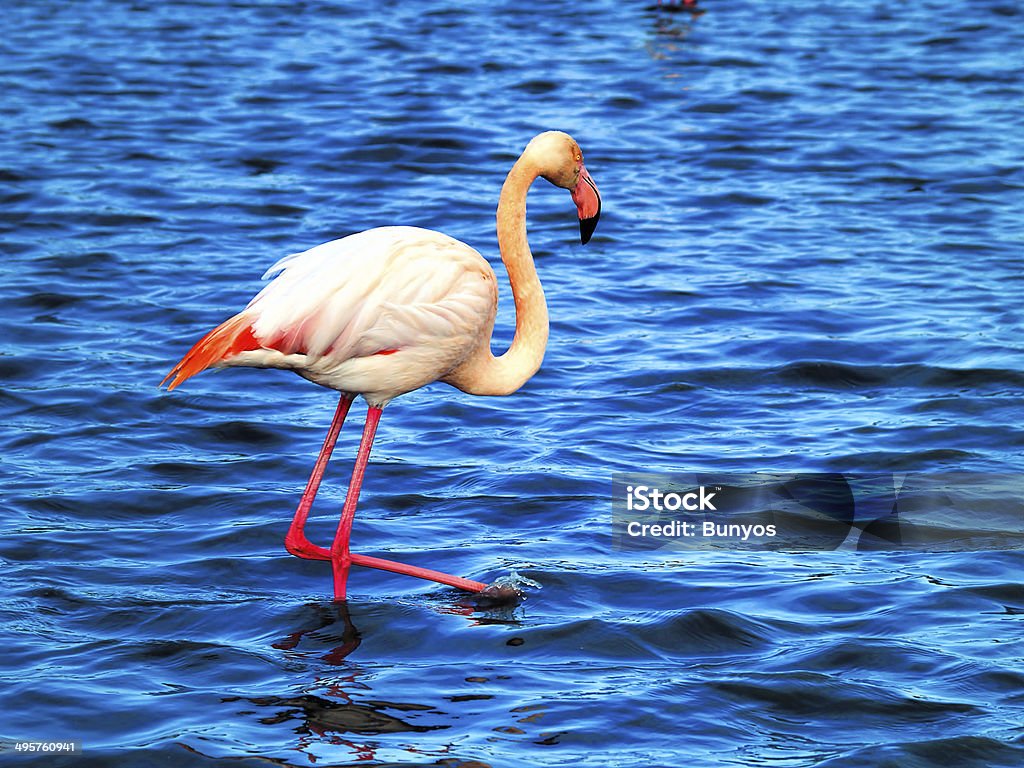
[163,131,602,600]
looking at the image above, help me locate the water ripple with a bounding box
[1,0,1023,766]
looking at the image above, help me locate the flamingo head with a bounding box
[528,131,602,245]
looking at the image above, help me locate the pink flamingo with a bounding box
[163,131,601,600]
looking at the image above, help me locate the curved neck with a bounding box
[449,155,549,396]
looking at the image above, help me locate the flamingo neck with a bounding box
[450,154,549,396]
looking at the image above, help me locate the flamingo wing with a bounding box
[164,226,498,394]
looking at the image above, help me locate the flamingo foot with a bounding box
[472,582,526,609]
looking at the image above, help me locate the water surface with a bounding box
[2,1,1023,765]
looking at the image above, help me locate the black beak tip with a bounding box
[579,214,599,245]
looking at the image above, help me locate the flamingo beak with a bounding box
[571,165,602,245]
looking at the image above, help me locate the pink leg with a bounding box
[284,394,353,561]
[320,404,490,600]
[331,405,383,599]
[349,553,487,593]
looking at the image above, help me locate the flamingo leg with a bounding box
[328,407,488,599]
[284,394,354,561]
[287,399,487,599]
[330,405,383,599]
[349,553,487,593]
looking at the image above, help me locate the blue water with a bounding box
[2,0,1024,765]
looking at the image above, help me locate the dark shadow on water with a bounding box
[271,589,526,665]
[645,0,703,14]
[220,690,447,763]
[644,0,706,64]
[203,597,526,765]
[271,600,363,665]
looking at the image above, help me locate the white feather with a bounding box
[235,226,498,404]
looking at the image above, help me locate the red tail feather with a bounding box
[162,313,262,391]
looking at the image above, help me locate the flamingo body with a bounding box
[165,226,499,406]
[164,131,601,599]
